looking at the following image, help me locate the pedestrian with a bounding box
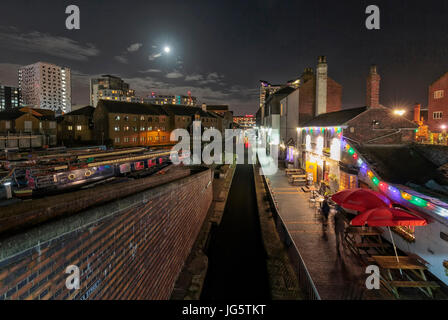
[334,211,346,256]
[321,196,330,221]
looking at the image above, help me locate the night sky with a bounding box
[0,0,447,115]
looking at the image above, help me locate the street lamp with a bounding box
[393,109,406,116]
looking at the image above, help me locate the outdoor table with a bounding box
[371,255,440,299]
[344,226,388,257]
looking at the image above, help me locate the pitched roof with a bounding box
[301,107,368,127]
[206,105,229,111]
[357,145,447,186]
[266,86,296,103]
[162,105,216,118]
[98,100,169,116]
[0,110,25,120]
[65,106,95,116]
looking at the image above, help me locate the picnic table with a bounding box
[285,168,303,176]
[344,226,389,257]
[371,255,440,299]
[288,174,307,186]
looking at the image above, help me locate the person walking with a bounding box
[321,196,330,221]
[334,211,346,256]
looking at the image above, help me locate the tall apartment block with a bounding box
[90,75,138,107]
[18,62,71,113]
[0,85,20,111]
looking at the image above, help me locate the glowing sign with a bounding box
[330,138,341,161]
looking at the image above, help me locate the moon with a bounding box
[164,46,171,53]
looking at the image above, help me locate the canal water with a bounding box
[201,164,270,300]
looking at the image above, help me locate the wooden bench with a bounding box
[289,174,307,185]
[285,169,302,174]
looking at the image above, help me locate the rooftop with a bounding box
[301,107,368,127]
[98,100,169,116]
[65,106,95,117]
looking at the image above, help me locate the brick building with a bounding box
[58,106,95,145]
[92,100,219,148]
[296,64,418,189]
[428,71,448,133]
[93,100,172,147]
[162,104,219,134]
[0,107,57,149]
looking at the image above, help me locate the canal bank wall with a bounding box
[0,168,213,300]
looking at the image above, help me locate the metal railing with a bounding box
[262,174,321,300]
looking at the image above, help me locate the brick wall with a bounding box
[428,72,448,133]
[326,78,343,114]
[0,169,213,300]
[298,79,315,125]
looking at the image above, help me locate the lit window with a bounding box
[115,115,121,120]
[114,126,120,132]
[68,125,73,131]
[76,125,82,131]
[433,112,443,120]
[434,90,445,100]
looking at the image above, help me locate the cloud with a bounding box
[139,69,162,73]
[149,53,162,61]
[184,72,225,85]
[166,71,184,79]
[0,26,99,61]
[123,75,258,112]
[127,43,143,52]
[114,55,129,64]
[185,74,204,81]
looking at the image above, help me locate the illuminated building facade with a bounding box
[19,62,71,113]
[428,71,448,133]
[233,115,256,129]
[144,92,197,106]
[90,75,138,107]
[0,85,20,111]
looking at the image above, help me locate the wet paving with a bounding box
[201,164,271,301]
[266,169,391,300]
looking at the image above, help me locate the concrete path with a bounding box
[266,169,390,300]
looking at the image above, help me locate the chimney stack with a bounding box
[414,103,421,123]
[366,65,381,108]
[315,56,328,116]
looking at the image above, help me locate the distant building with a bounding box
[18,62,71,113]
[233,115,256,129]
[90,75,138,108]
[0,85,20,111]
[163,104,219,134]
[203,104,233,132]
[144,93,197,106]
[0,107,57,149]
[93,100,172,147]
[428,71,448,133]
[58,106,95,145]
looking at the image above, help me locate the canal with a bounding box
[201,164,270,300]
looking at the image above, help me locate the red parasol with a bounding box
[351,207,427,227]
[351,206,427,269]
[331,188,392,212]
